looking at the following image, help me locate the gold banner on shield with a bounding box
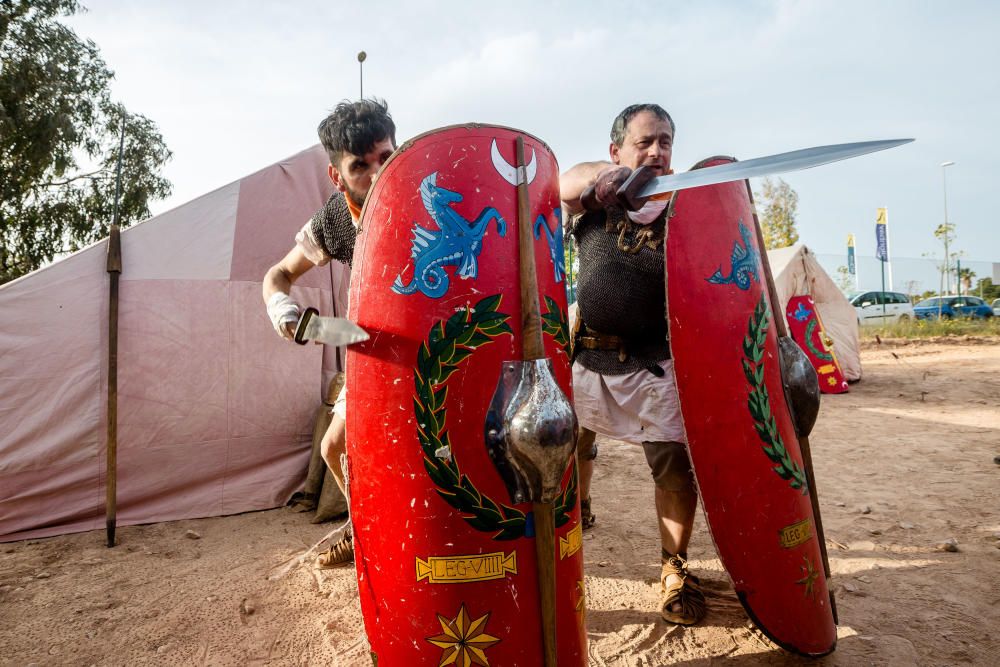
[416,551,517,584]
[778,518,813,549]
[559,524,583,560]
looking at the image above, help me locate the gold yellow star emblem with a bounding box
[426,603,501,667]
[795,555,820,599]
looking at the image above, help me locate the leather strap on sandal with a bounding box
[660,555,706,625]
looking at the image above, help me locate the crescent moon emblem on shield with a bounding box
[491,138,536,186]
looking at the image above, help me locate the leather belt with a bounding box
[577,332,627,351]
[574,327,670,365]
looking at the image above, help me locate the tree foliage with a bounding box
[932,223,958,293]
[754,177,799,250]
[1,0,172,283]
[834,265,853,293]
[974,277,1000,302]
[957,267,975,291]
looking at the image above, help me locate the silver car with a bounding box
[849,290,915,326]
[992,298,1000,317]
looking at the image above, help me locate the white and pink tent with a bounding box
[768,244,861,382]
[0,146,348,542]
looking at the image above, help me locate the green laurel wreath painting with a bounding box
[804,319,833,361]
[742,294,809,495]
[541,295,570,357]
[414,294,577,541]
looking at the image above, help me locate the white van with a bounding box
[848,290,915,326]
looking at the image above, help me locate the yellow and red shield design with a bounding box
[346,125,586,665]
[785,295,849,394]
[667,157,837,656]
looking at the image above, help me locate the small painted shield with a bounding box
[786,295,849,394]
[346,125,586,665]
[666,157,837,656]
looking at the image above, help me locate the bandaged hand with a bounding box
[267,292,301,340]
[580,166,633,211]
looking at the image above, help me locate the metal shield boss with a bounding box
[346,125,586,665]
[666,157,837,656]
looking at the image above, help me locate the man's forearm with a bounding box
[560,161,614,216]
[262,246,317,339]
[262,265,293,304]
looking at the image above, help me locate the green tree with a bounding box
[932,223,956,293]
[835,265,853,293]
[754,177,799,250]
[974,277,1000,302]
[563,229,577,304]
[957,267,975,293]
[1,0,172,283]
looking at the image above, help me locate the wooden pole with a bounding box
[516,137,545,362]
[746,182,836,622]
[532,500,558,667]
[514,136,558,666]
[106,113,126,548]
[106,226,121,548]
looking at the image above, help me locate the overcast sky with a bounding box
[67,1,999,266]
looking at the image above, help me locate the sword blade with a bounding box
[305,316,369,347]
[294,308,369,347]
[638,138,914,198]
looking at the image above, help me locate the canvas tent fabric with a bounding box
[0,146,349,542]
[767,244,861,382]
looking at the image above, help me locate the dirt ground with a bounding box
[2,341,999,666]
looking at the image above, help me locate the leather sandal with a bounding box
[580,497,596,531]
[316,532,354,569]
[660,555,706,625]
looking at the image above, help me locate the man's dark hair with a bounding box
[318,98,396,165]
[610,104,675,147]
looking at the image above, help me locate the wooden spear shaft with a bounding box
[106,114,126,548]
[746,183,836,622]
[106,226,121,548]
[516,137,545,362]
[514,136,558,667]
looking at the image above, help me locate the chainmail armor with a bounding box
[309,192,357,268]
[571,206,670,375]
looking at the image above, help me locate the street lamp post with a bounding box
[941,161,954,294]
[358,51,366,99]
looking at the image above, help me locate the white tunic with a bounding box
[572,358,687,445]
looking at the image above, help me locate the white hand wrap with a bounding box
[267,292,301,339]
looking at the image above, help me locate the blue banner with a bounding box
[847,234,856,274]
[875,208,888,262]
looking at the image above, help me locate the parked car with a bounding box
[849,290,915,326]
[993,298,1000,316]
[913,295,995,320]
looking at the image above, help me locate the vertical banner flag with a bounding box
[875,208,888,262]
[847,234,856,275]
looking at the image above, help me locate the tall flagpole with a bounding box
[884,208,894,291]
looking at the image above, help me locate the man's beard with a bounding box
[345,185,366,209]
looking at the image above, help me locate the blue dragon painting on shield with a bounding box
[392,172,507,299]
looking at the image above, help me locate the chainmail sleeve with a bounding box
[308,191,358,268]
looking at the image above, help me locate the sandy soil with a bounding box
[2,342,999,666]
